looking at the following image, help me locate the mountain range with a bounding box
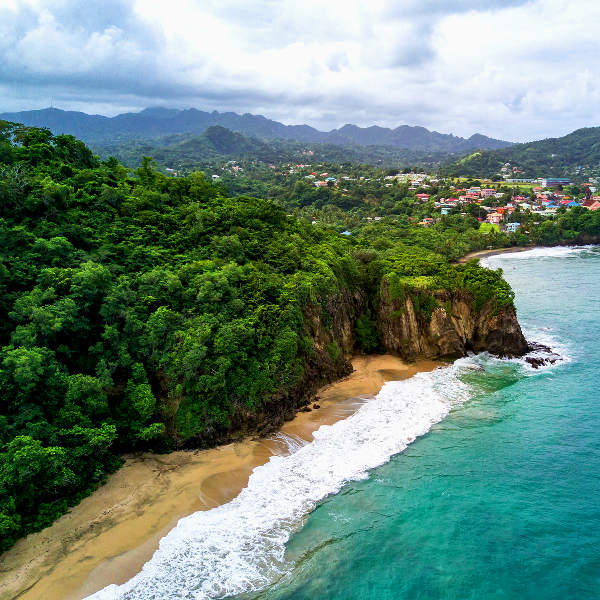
[0,107,512,153]
[95,125,456,170]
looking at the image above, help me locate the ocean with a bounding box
[88,246,600,600]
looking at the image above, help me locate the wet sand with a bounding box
[456,246,530,263]
[0,355,440,600]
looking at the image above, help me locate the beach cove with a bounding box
[232,246,600,600]
[0,355,439,600]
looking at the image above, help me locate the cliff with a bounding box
[377,282,528,360]
[214,283,527,446]
[208,287,364,443]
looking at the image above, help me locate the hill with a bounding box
[94,125,457,170]
[446,127,600,179]
[0,106,512,152]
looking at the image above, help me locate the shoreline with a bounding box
[0,355,440,600]
[456,245,531,264]
[458,243,600,265]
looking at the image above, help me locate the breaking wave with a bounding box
[86,344,566,600]
[481,245,598,268]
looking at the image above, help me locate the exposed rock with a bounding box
[525,357,545,369]
[177,283,528,448]
[377,283,529,361]
[524,342,562,368]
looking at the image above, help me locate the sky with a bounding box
[1,0,599,142]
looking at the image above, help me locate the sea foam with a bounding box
[86,339,569,600]
[481,245,598,268]
[86,360,483,600]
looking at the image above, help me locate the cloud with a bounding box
[0,0,598,141]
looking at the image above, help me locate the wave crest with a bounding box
[86,363,481,600]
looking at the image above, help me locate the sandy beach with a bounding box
[456,246,531,264]
[0,355,440,600]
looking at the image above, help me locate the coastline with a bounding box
[0,355,440,600]
[456,246,531,264]
[458,243,600,265]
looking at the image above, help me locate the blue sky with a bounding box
[1,0,598,141]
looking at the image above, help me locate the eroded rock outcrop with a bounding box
[189,281,528,446]
[377,282,528,361]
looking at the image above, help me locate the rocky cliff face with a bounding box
[187,283,527,446]
[249,282,528,438]
[377,282,528,360]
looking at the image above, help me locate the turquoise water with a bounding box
[242,247,600,600]
[89,247,600,600]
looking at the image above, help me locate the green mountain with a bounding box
[0,107,511,152]
[446,127,600,179]
[93,125,457,169]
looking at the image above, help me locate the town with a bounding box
[200,159,600,236]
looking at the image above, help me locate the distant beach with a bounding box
[456,246,531,263]
[0,355,440,600]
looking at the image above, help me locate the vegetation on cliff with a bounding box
[0,123,521,551]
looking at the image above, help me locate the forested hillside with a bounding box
[95,125,453,170]
[0,122,519,551]
[0,107,511,152]
[446,127,600,179]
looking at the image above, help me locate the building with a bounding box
[581,196,599,209]
[506,222,520,233]
[540,178,570,188]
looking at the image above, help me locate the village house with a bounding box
[581,196,600,209]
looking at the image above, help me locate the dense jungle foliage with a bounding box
[0,122,561,552]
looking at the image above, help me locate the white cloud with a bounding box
[0,0,598,141]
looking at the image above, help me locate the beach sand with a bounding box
[456,246,530,263]
[0,355,440,600]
